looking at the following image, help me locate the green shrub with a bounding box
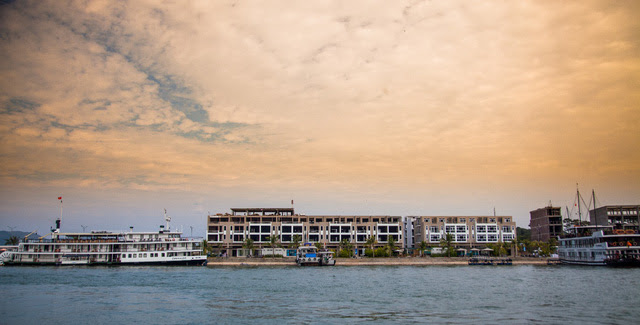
[374,247,389,257]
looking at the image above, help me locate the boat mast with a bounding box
[576,184,582,224]
[164,208,171,231]
[592,189,598,227]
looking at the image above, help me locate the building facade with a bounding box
[589,205,640,231]
[207,208,403,257]
[412,216,517,249]
[529,206,563,242]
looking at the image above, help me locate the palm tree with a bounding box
[418,241,428,257]
[339,239,353,257]
[216,243,224,257]
[495,242,507,257]
[4,236,19,245]
[365,236,377,258]
[509,238,519,257]
[242,237,255,257]
[267,235,279,257]
[440,233,455,257]
[200,239,211,256]
[387,235,397,257]
[291,235,302,249]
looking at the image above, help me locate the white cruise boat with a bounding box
[2,213,207,266]
[557,225,640,266]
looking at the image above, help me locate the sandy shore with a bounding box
[207,256,550,267]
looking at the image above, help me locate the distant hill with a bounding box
[516,227,531,241]
[0,231,42,244]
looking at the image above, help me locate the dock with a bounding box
[468,257,513,266]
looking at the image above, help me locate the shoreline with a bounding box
[207,256,551,267]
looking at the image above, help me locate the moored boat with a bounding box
[557,226,640,266]
[1,211,207,266]
[296,245,335,266]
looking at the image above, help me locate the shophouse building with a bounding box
[412,216,517,251]
[207,208,403,257]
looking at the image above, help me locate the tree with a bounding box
[418,241,428,257]
[267,235,279,257]
[291,235,302,249]
[4,236,19,245]
[339,239,353,257]
[495,242,507,257]
[242,237,255,257]
[508,238,518,257]
[314,242,323,250]
[440,233,455,257]
[365,236,377,258]
[201,239,211,257]
[387,235,397,257]
[216,243,224,257]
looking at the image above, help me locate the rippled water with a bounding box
[1,265,639,324]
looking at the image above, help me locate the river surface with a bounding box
[1,265,639,324]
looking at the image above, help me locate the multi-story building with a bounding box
[529,206,563,242]
[207,207,403,257]
[413,216,517,249]
[589,205,640,231]
[403,216,416,251]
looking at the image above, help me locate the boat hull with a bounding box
[4,258,207,266]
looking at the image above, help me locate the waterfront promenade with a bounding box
[207,256,549,266]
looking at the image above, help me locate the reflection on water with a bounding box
[1,265,639,324]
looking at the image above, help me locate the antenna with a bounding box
[190,226,193,238]
[7,226,16,233]
[81,225,88,232]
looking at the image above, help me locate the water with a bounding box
[1,265,639,324]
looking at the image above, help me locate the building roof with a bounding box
[231,208,294,213]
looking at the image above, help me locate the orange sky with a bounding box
[1,1,638,235]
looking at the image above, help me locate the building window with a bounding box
[456,234,467,242]
[430,226,438,233]
[430,234,440,242]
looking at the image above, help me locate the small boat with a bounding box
[296,245,335,266]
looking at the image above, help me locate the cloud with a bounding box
[0,0,638,208]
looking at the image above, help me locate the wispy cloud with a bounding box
[0,0,638,226]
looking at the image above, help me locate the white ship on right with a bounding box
[557,188,640,267]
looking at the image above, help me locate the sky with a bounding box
[1,0,638,237]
